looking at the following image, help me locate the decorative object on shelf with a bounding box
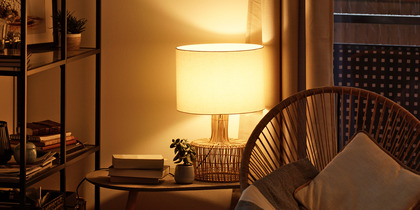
[13,142,37,164]
[0,0,19,50]
[53,10,87,50]
[6,0,54,45]
[170,138,195,184]
[0,121,12,165]
[176,43,264,182]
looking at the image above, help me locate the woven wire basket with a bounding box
[192,139,246,182]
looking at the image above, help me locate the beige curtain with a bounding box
[245,0,335,162]
[247,0,334,100]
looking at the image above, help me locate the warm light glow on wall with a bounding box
[148,1,248,35]
[176,43,264,115]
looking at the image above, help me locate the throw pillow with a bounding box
[294,132,420,210]
[236,158,318,210]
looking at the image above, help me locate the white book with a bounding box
[112,154,164,169]
[108,165,170,179]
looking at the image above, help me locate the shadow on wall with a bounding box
[100,189,233,210]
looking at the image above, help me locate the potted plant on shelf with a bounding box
[170,138,196,184]
[54,10,87,50]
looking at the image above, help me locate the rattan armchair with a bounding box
[240,86,420,191]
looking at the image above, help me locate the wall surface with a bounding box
[100,0,250,209]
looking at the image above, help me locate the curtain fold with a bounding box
[246,0,335,161]
[247,0,334,99]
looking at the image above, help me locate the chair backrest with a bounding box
[240,86,420,191]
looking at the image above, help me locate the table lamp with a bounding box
[176,43,264,182]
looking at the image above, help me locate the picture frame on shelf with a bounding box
[27,0,53,45]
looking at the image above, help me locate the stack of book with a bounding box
[109,154,169,184]
[9,120,79,152]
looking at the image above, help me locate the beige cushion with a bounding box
[294,132,420,210]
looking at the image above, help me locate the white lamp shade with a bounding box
[176,43,264,114]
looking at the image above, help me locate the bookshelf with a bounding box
[0,0,101,207]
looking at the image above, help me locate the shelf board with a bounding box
[0,47,100,76]
[28,48,100,76]
[0,145,99,188]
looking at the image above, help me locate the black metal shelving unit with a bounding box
[0,0,101,207]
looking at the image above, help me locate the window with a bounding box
[333,0,420,119]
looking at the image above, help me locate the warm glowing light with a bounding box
[176,43,264,115]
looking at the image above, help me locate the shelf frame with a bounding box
[0,0,101,207]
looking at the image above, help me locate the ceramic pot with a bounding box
[14,142,37,164]
[174,164,194,184]
[67,33,81,50]
[0,121,12,165]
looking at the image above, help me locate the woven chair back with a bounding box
[240,86,420,191]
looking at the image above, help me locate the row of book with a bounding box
[109,154,169,184]
[9,120,88,157]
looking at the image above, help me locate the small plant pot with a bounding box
[174,164,194,184]
[67,33,81,50]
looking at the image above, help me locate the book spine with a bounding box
[112,159,164,169]
[9,132,72,142]
[108,166,169,179]
[10,136,76,147]
[109,176,160,184]
[37,139,78,151]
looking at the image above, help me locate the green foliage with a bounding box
[54,10,87,34]
[170,138,196,165]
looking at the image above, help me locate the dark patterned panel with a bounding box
[334,44,420,162]
[334,44,420,119]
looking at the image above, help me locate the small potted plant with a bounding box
[53,10,87,50]
[170,138,196,184]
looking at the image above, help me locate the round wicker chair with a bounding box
[240,86,420,191]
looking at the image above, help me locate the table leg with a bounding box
[229,188,241,210]
[126,191,139,210]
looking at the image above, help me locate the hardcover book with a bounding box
[16,120,61,136]
[10,136,76,147]
[112,154,164,169]
[109,176,162,184]
[10,132,72,142]
[108,165,170,179]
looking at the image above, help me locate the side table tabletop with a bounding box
[86,169,240,210]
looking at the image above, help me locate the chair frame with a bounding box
[240,86,420,191]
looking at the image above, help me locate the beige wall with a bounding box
[0,1,280,209]
[100,0,250,209]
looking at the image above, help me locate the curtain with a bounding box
[244,0,335,162]
[247,0,334,100]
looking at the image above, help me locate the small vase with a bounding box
[14,142,37,164]
[67,33,81,50]
[0,121,12,165]
[174,164,194,184]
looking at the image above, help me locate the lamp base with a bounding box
[191,138,246,182]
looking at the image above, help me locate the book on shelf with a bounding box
[108,165,170,179]
[112,154,164,169]
[17,120,61,136]
[35,142,88,160]
[35,139,78,151]
[10,135,76,147]
[109,175,164,184]
[0,152,56,183]
[9,132,72,142]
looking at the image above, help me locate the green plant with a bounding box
[170,138,196,165]
[53,10,87,34]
